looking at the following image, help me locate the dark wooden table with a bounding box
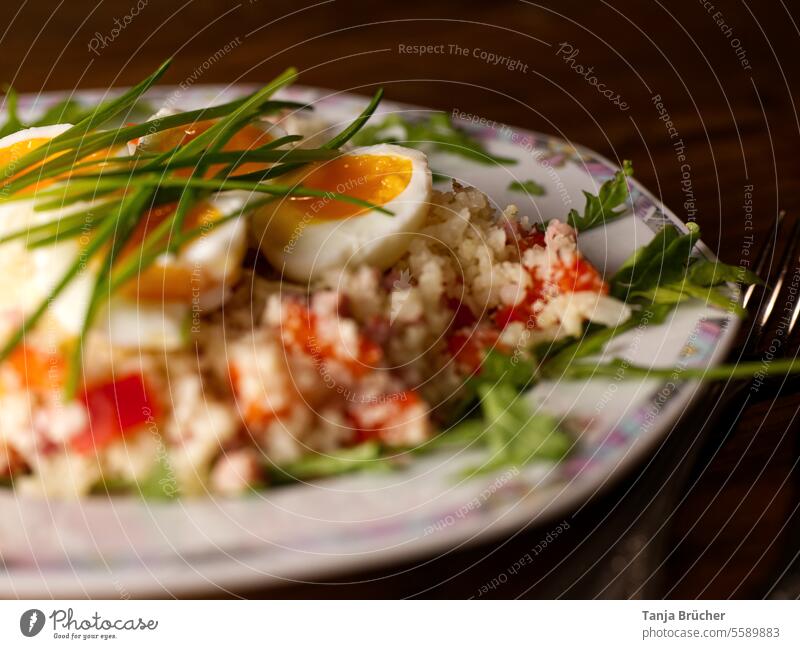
[3,0,800,598]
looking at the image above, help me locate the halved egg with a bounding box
[116,192,248,309]
[0,124,90,342]
[0,123,124,194]
[131,107,288,178]
[253,143,432,282]
[0,122,252,352]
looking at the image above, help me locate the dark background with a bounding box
[3,0,799,598]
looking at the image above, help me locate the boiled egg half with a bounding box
[0,123,251,351]
[253,143,432,282]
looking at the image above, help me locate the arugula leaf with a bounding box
[440,348,537,428]
[631,281,747,316]
[1,90,157,143]
[541,304,674,374]
[90,475,133,495]
[437,349,571,472]
[610,223,681,294]
[508,179,546,196]
[687,258,762,287]
[138,455,179,500]
[352,112,516,165]
[427,417,485,449]
[610,222,757,316]
[554,355,800,383]
[271,441,391,483]
[446,383,570,474]
[611,222,700,298]
[472,348,537,390]
[480,384,571,463]
[567,160,633,232]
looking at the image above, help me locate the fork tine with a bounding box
[788,275,800,338]
[743,210,784,310]
[757,214,800,332]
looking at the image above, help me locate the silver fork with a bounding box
[710,209,800,424]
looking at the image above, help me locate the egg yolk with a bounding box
[119,201,226,303]
[285,154,412,220]
[0,136,118,193]
[0,137,53,169]
[148,119,273,177]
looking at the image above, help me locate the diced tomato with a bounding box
[357,338,383,370]
[492,277,546,328]
[71,374,159,455]
[503,220,547,253]
[349,390,421,443]
[281,300,382,376]
[493,304,526,328]
[8,345,64,391]
[280,300,316,353]
[517,227,546,252]
[492,252,606,329]
[228,361,289,426]
[447,327,500,373]
[554,256,608,294]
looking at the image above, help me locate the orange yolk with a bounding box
[0,136,118,193]
[0,137,53,168]
[148,119,273,177]
[119,201,226,302]
[285,154,412,220]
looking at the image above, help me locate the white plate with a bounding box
[0,85,739,597]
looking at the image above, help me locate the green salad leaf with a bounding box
[30,98,85,126]
[610,222,699,296]
[687,258,762,287]
[477,384,571,465]
[567,160,633,232]
[0,84,158,142]
[541,303,674,374]
[137,455,180,500]
[351,112,516,165]
[444,381,571,475]
[610,221,760,317]
[472,348,538,391]
[438,349,571,473]
[271,441,394,483]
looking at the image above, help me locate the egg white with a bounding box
[0,123,72,151]
[254,143,432,283]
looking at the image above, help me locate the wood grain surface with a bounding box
[2,0,799,598]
